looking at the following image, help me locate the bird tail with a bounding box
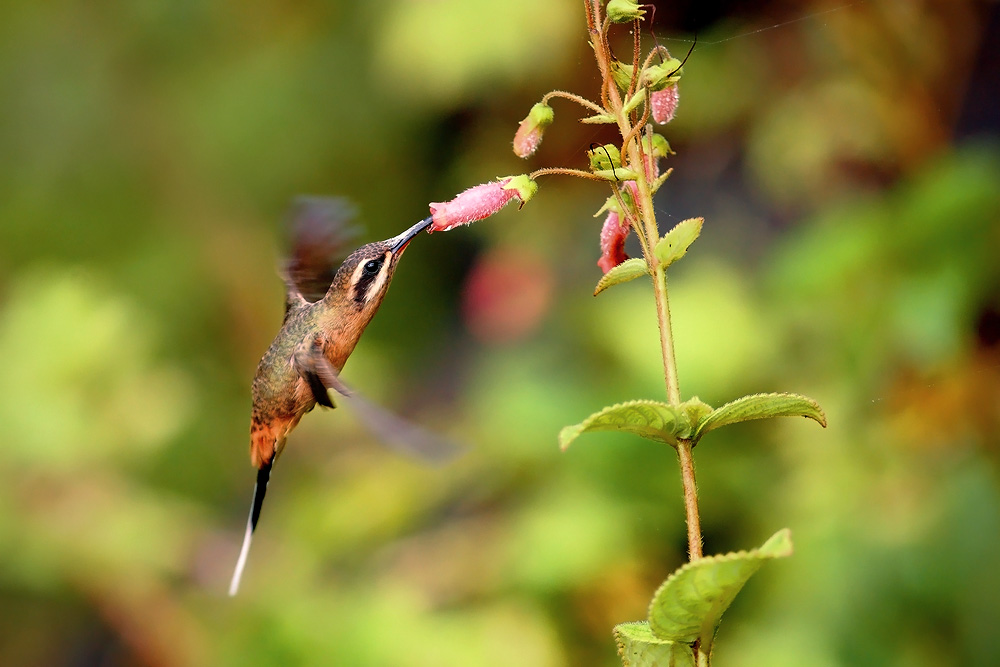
[229,459,273,596]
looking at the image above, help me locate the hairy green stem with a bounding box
[530,167,608,182]
[587,0,704,569]
[651,266,681,405]
[541,90,606,115]
[617,46,703,568]
[676,439,703,560]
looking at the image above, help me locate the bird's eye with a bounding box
[363,259,381,275]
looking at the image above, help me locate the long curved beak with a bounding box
[388,215,434,253]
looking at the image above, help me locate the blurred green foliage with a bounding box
[1,0,998,665]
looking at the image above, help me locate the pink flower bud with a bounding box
[651,85,679,124]
[598,209,630,274]
[513,102,554,159]
[429,175,538,232]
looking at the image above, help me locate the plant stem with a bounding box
[590,0,704,565]
[653,261,702,561]
[529,167,608,182]
[676,439,703,560]
[620,71,703,567]
[541,90,607,115]
[651,266,681,405]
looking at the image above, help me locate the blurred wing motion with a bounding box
[296,340,460,463]
[285,197,361,305]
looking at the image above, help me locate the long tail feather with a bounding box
[229,460,273,596]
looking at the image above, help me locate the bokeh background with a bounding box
[2,0,998,665]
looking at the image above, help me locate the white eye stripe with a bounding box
[348,261,368,292]
[363,252,391,301]
[351,251,391,304]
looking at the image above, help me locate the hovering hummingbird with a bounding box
[230,198,453,596]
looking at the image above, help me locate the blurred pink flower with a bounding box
[462,247,553,344]
[651,85,679,124]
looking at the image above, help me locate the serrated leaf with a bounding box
[614,622,695,667]
[648,529,794,643]
[559,400,685,450]
[654,218,703,268]
[594,258,649,295]
[693,392,827,443]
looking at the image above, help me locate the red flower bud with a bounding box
[598,209,630,273]
[429,175,538,232]
[651,84,679,124]
[513,102,554,159]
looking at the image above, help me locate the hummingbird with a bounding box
[229,198,452,596]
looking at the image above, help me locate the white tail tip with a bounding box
[228,520,254,596]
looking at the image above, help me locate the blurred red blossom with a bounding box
[462,247,553,344]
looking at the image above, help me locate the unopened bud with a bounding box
[651,85,679,124]
[429,175,538,232]
[642,58,683,90]
[606,0,645,23]
[588,143,622,172]
[643,132,671,159]
[513,102,554,158]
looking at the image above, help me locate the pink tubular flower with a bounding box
[429,175,538,232]
[597,181,639,273]
[598,209,630,274]
[651,84,679,124]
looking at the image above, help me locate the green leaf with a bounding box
[649,168,673,194]
[678,397,713,438]
[559,400,685,450]
[648,529,794,644]
[580,113,617,124]
[654,218,703,269]
[593,168,640,182]
[594,258,649,295]
[693,392,827,443]
[622,88,646,115]
[614,622,695,667]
